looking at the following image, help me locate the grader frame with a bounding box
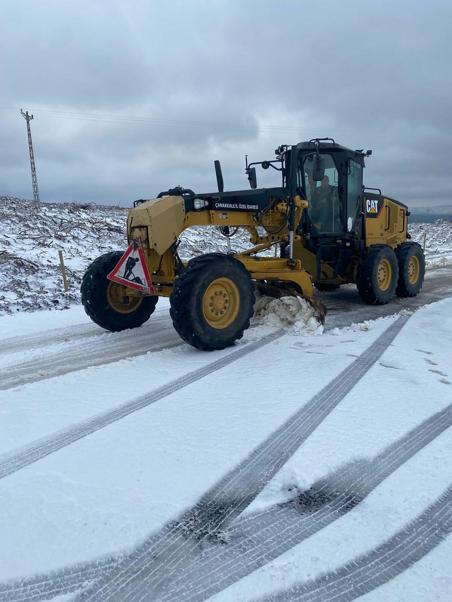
[81,138,425,350]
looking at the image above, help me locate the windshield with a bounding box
[300,152,342,233]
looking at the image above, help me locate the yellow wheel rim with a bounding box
[376,258,392,292]
[407,256,420,285]
[202,277,240,329]
[107,281,143,314]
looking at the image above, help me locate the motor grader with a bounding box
[81,138,425,350]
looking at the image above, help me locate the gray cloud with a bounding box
[1,0,451,207]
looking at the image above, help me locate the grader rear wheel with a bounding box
[357,245,399,305]
[396,242,425,297]
[376,258,392,292]
[408,256,420,284]
[170,253,255,350]
[81,251,158,331]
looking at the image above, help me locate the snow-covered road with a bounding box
[0,278,451,601]
[1,267,451,391]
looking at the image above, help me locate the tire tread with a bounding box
[170,253,254,350]
[395,242,425,297]
[357,245,398,305]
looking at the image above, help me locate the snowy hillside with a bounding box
[1,195,452,314]
[410,220,452,268]
[0,196,251,314]
[0,196,127,314]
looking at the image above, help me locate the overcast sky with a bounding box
[1,0,451,207]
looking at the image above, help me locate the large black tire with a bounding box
[170,253,255,351]
[81,251,158,332]
[396,242,425,297]
[315,282,340,292]
[357,245,399,305]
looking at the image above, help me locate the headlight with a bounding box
[194,198,209,210]
[130,226,148,246]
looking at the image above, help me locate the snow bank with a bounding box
[410,219,452,268]
[253,295,323,335]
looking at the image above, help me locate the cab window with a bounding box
[300,153,342,233]
[347,160,363,231]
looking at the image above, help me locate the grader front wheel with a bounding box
[202,277,241,329]
[107,281,144,314]
[170,254,255,350]
[81,251,158,331]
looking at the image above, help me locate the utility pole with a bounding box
[20,109,40,203]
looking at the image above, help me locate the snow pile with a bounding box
[253,295,323,335]
[410,219,452,268]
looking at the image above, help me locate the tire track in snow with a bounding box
[0,322,100,356]
[3,268,450,389]
[0,307,170,356]
[0,319,179,390]
[0,556,121,602]
[323,267,452,330]
[261,484,452,602]
[77,315,410,601]
[0,330,281,481]
[2,401,449,602]
[160,404,452,601]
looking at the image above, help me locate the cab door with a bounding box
[346,159,363,233]
[300,152,342,234]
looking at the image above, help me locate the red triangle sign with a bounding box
[107,241,157,293]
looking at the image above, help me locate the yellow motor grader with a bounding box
[81,138,425,350]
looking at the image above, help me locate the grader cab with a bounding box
[81,138,425,350]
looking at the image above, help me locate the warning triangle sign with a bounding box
[107,241,157,293]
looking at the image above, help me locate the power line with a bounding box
[3,105,304,136]
[20,109,40,203]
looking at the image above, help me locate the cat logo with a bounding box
[366,198,382,217]
[366,199,379,213]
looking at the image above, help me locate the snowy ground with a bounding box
[1,195,452,600]
[0,292,451,600]
[1,195,452,314]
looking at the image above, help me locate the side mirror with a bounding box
[312,154,325,181]
[248,166,257,189]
